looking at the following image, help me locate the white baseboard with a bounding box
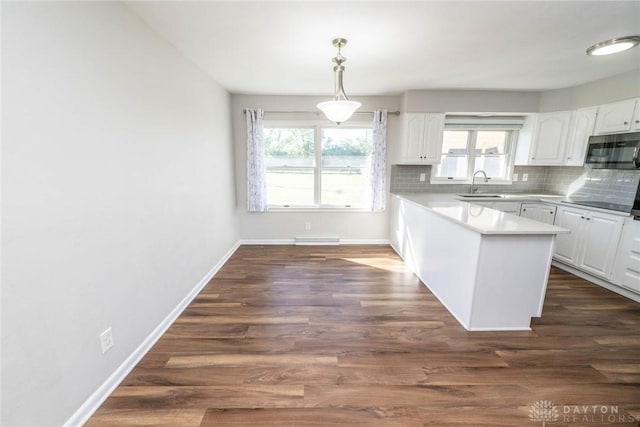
[341,239,390,245]
[240,239,390,245]
[63,240,241,427]
[552,261,640,303]
[241,239,295,245]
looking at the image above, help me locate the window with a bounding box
[432,129,516,183]
[264,124,373,208]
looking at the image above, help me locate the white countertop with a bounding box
[394,193,570,235]
[538,197,633,217]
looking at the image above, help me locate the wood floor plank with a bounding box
[199,408,423,426]
[165,354,338,368]
[88,246,640,426]
[100,385,305,410]
[85,409,205,426]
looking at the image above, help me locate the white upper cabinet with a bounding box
[399,113,445,164]
[634,100,640,131]
[516,112,573,166]
[594,98,638,134]
[565,107,597,166]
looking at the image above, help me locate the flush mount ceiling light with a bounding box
[586,36,640,56]
[317,38,361,124]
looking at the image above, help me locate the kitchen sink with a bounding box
[457,193,503,198]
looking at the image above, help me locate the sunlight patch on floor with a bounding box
[341,257,409,272]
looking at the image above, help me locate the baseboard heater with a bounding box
[294,236,340,245]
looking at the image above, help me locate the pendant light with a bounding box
[317,38,361,124]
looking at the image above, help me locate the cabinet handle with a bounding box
[523,209,527,212]
[567,156,571,159]
[624,121,629,125]
[580,216,585,219]
[549,211,554,214]
[636,120,640,123]
[586,218,591,221]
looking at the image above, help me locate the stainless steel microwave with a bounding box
[585,132,640,169]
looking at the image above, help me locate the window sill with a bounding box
[265,207,374,213]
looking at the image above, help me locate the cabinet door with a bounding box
[565,108,597,166]
[553,206,586,266]
[539,206,557,225]
[521,203,556,223]
[634,101,640,131]
[520,204,542,221]
[578,213,624,278]
[594,99,637,134]
[402,113,426,163]
[530,112,572,165]
[421,114,445,163]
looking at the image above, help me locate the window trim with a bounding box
[430,127,518,185]
[263,120,374,210]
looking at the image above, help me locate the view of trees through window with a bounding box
[435,129,512,181]
[264,126,373,207]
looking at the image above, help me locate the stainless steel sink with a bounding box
[457,193,503,198]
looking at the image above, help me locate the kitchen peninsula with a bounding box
[390,193,569,331]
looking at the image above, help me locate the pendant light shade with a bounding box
[317,38,361,124]
[317,100,361,123]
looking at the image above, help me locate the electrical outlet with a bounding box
[304,222,311,231]
[100,327,114,354]
[512,173,519,182]
[522,173,529,182]
[419,173,426,182]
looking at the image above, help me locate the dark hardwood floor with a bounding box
[87,245,640,426]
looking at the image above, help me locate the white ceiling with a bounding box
[126,1,640,96]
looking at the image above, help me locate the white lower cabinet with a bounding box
[553,206,625,279]
[471,201,521,214]
[612,218,640,293]
[519,203,556,224]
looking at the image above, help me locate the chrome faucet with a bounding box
[470,170,488,193]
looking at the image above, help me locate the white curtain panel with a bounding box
[368,109,388,211]
[246,108,267,212]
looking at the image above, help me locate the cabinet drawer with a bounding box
[623,269,640,292]
[626,253,640,273]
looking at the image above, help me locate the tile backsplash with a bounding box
[390,165,546,194]
[390,164,640,207]
[543,167,640,206]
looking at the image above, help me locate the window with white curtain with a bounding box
[263,123,374,208]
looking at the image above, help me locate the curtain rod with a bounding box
[244,109,401,116]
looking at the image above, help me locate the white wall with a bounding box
[539,69,640,112]
[404,89,541,113]
[232,95,401,242]
[1,3,238,426]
